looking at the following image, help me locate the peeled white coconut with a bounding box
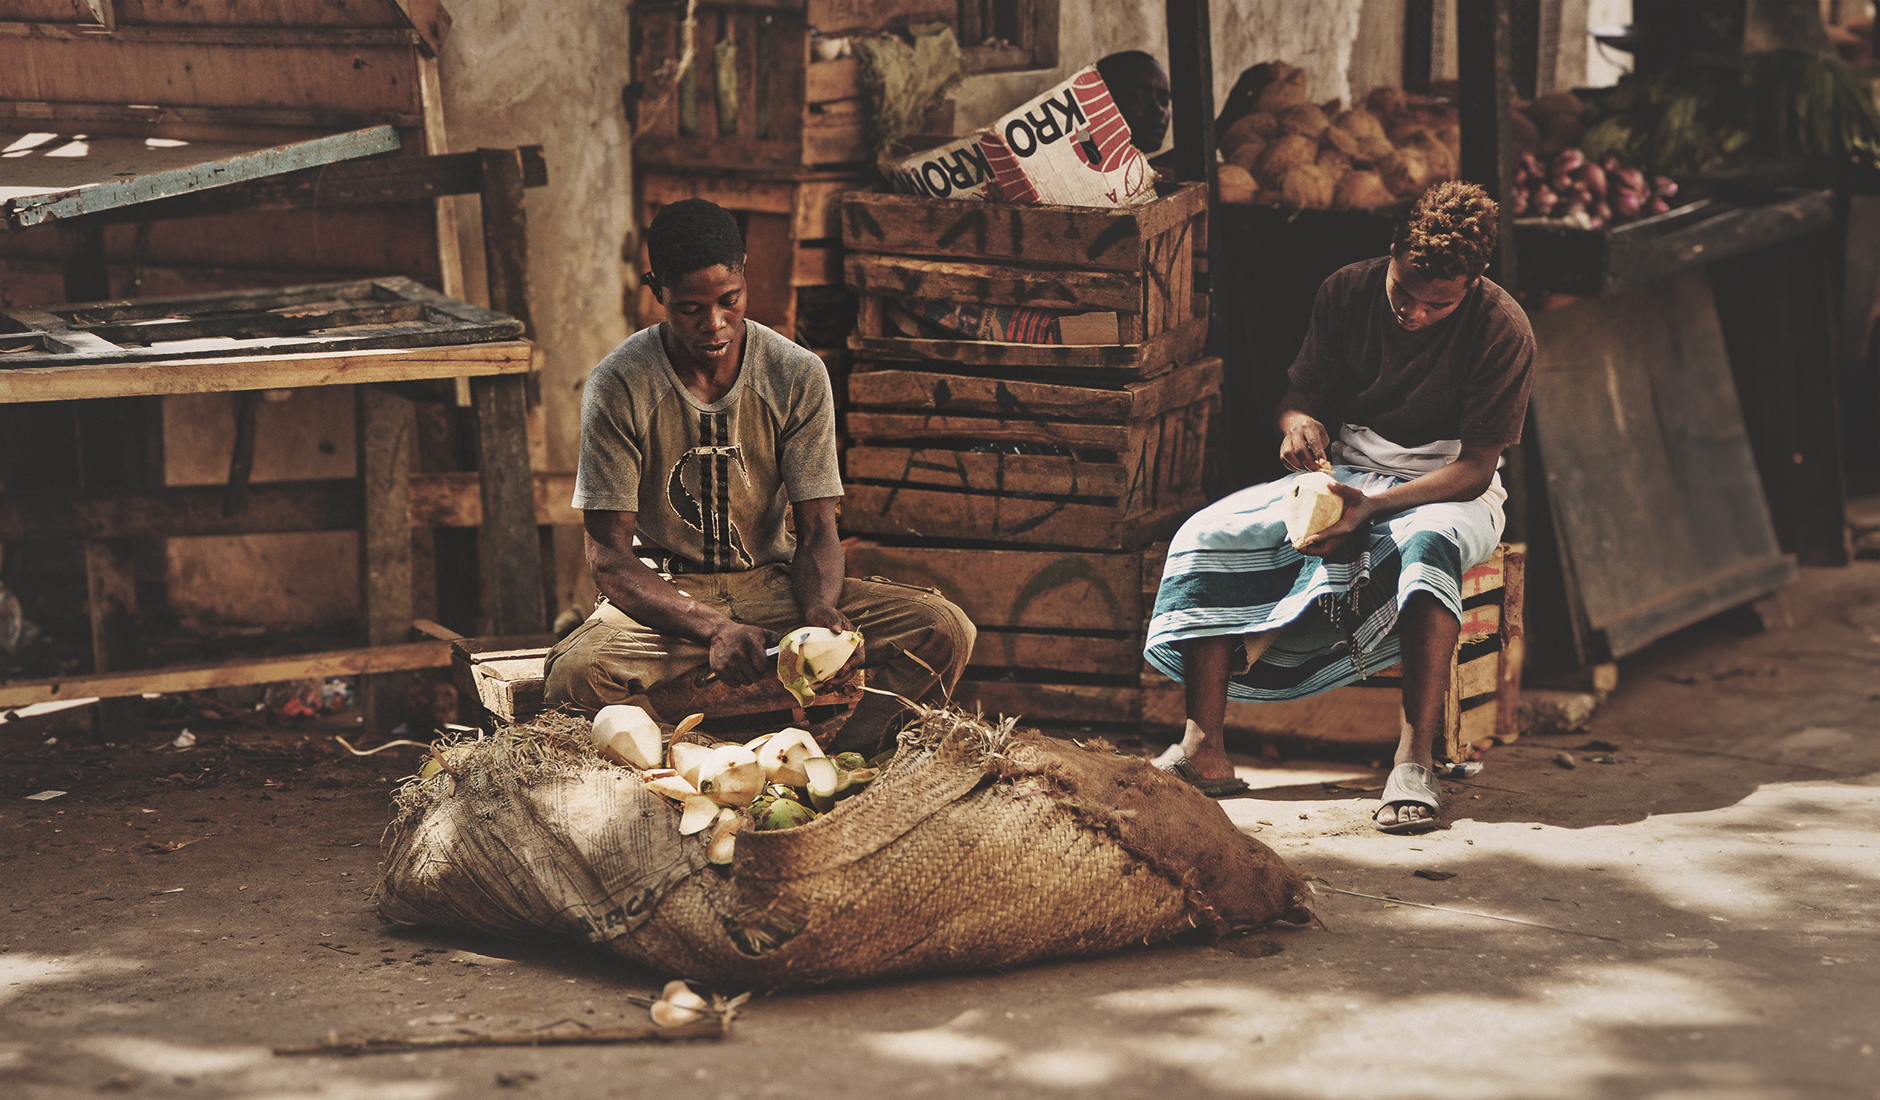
[1283,471,1345,549]
[707,808,744,865]
[776,626,863,706]
[660,980,708,1011]
[756,727,823,787]
[641,774,700,802]
[650,999,704,1027]
[700,744,765,807]
[678,795,720,836]
[589,704,663,769]
[668,741,715,789]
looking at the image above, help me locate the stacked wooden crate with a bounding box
[839,182,1213,729]
[629,0,953,381]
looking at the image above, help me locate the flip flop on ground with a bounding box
[1153,746,1252,799]
[1374,761,1441,834]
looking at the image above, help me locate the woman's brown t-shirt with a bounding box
[1287,256,1534,448]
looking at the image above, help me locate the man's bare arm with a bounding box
[1276,385,1333,471]
[788,497,853,634]
[1294,442,1505,556]
[582,510,772,685]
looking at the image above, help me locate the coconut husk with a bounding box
[1364,85,1406,120]
[1434,125,1462,161]
[1217,164,1257,204]
[1281,164,1336,209]
[1277,103,1329,138]
[1526,91,1588,122]
[1394,126,1456,181]
[1256,66,1309,114]
[1314,147,1351,179]
[1226,138,1266,172]
[1355,132,1397,165]
[1333,106,1388,144]
[1510,109,1541,154]
[1218,112,1277,156]
[1254,133,1318,188]
[1380,147,1437,196]
[1536,111,1585,157]
[1322,124,1361,158]
[1333,169,1396,211]
[377,707,1313,990]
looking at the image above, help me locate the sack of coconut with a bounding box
[376,706,1313,990]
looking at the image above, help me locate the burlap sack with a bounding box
[377,708,1312,989]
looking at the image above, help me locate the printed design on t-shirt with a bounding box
[665,411,753,570]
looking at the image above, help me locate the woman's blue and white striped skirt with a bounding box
[1143,466,1505,701]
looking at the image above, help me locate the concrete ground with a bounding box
[3,563,1878,1100]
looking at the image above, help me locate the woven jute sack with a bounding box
[377,708,1313,989]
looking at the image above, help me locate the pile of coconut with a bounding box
[1216,61,1462,211]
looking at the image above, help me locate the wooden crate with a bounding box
[632,167,863,339]
[1141,544,1528,762]
[630,0,954,171]
[841,182,1209,381]
[841,357,1218,551]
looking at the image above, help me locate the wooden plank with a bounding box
[1459,603,1501,642]
[840,485,1204,551]
[0,641,453,709]
[844,446,1129,497]
[1164,0,1217,196]
[1460,545,1507,597]
[3,126,402,228]
[845,254,1145,313]
[965,632,1143,675]
[841,185,1208,270]
[805,0,956,35]
[791,241,842,287]
[9,0,436,33]
[42,146,548,227]
[0,340,534,403]
[847,313,1207,376]
[478,147,534,337]
[1459,698,1498,746]
[0,22,425,46]
[952,680,1143,725]
[1456,0,1518,287]
[471,373,547,635]
[848,369,1137,419]
[1457,650,1499,699]
[0,33,426,114]
[1494,543,1526,743]
[357,385,414,730]
[844,412,1131,450]
[1528,272,1795,661]
[845,543,1145,632]
[83,537,139,673]
[805,58,860,103]
[742,212,797,335]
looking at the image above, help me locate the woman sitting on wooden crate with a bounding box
[1144,181,1533,834]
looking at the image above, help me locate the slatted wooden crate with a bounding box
[840,356,1218,551]
[630,0,954,171]
[841,182,1208,381]
[631,167,862,340]
[846,541,1170,727]
[1140,543,1528,762]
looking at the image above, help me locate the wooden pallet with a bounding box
[841,357,1218,551]
[0,277,521,367]
[1140,544,1528,762]
[630,0,954,171]
[841,182,1208,381]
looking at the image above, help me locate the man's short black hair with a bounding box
[645,198,745,298]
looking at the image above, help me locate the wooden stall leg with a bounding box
[1164,0,1217,195]
[358,385,416,733]
[1495,544,1528,743]
[58,221,111,302]
[1457,0,1518,290]
[84,538,145,736]
[471,375,547,636]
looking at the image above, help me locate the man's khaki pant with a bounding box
[542,563,975,748]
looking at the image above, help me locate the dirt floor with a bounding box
[3,563,1879,1100]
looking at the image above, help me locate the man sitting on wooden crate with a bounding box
[1144,182,1533,834]
[544,198,975,750]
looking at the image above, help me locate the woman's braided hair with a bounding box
[1390,180,1498,281]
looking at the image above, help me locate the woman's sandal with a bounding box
[1374,762,1441,834]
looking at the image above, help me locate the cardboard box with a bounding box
[880,67,1155,208]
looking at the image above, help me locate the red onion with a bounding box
[1521,151,1544,177]
[1511,188,1529,216]
[1531,186,1558,215]
[1602,155,1622,173]
[1613,190,1642,217]
[1514,166,1529,187]
[1550,169,1576,193]
[1593,200,1611,222]
[1560,198,1587,217]
[1554,148,1585,173]
[1617,167,1646,193]
[1646,196,1669,215]
[1653,176,1678,199]
[1586,214,1607,230]
[1577,162,1607,198]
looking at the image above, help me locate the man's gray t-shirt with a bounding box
[573,320,842,573]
